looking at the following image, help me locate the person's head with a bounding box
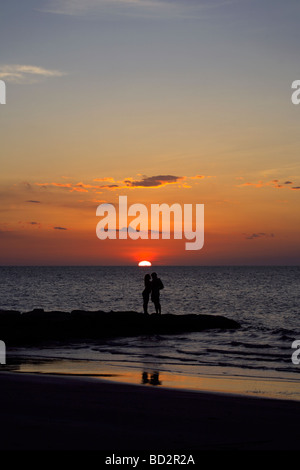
[144,274,151,282]
[151,272,157,279]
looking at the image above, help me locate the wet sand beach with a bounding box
[0,371,299,451]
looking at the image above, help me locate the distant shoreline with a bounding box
[0,265,300,269]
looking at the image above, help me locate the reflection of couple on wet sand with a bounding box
[142,272,164,315]
[141,371,161,386]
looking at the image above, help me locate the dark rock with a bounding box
[0,309,240,345]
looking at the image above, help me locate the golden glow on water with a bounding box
[11,360,300,402]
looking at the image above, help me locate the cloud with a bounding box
[34,176,181,192]
[0,65,66,84]
[243,232,275,240]
[291,186,300,190]
[124,175,184,188]
[95,184,119,190]
[36,182,73,189]
[35,181,119,192]
[98,226,165,235]
[26,200,41,204]
[39,0,236,19]
[237,179,299,190]
[237,180,272,188]
[33,173,208,195]
[27,221,42,228]
[189,175,206,179]
[53,226,68,230]
[21,181,33,191]
[94,177,116,183]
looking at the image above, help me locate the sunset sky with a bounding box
[1,0,300,265]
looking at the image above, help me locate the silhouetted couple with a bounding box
[141,371,161,386]
[142,272,164,315]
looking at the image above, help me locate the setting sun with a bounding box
[138,261,152,267]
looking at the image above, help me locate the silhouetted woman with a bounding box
[142,274,152,315]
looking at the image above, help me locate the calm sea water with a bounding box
[1,266,299,398]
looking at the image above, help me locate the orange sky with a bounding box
[1,1,300,265]
[0,172,299,265]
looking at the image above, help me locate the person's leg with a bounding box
[143,296,149,315]
[154,299,160,314]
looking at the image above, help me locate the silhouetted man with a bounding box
[151,272,164,314]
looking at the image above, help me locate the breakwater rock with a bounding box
[0,309,240,345]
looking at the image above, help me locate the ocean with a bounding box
[1,266,299,400]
